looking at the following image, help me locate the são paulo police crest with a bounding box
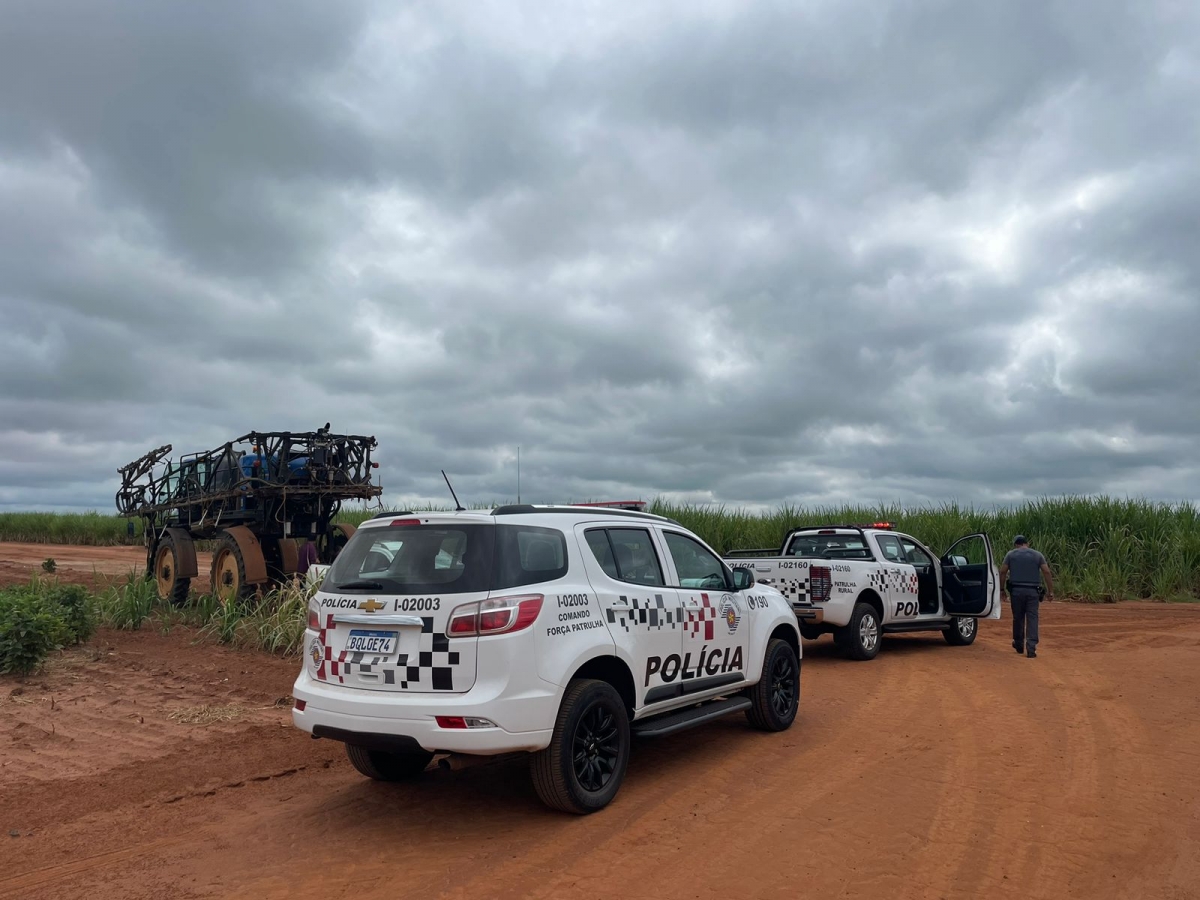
[719,594,740,634]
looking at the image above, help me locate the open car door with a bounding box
[940,533,999,619]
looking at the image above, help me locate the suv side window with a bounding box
[875,534,905,563]
[584,530,620,579]
[494,525,569,589]
[898,536,933,569]
[663,531,728,590]
[585,528,665,586]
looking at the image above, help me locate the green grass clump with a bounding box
[0,581,101,675]
[95,574,159,630]
[46,584,99,646]
[0,591,61,675]
[198,582,313,656]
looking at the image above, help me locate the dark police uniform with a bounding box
[999,536,1053,657]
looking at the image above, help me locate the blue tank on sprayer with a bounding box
[238,450,310,481]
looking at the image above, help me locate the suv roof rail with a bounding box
[789,522,894,532]
[491,504,679,525]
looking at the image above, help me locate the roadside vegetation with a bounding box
[651,497,1200,603]
[0,511,145,545]
[0,572,317,675]
[340,496,1200,601]
[1,497,1196,669]
[0,582,98,675]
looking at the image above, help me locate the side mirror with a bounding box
[731,566,756,591]
[943,554,968,568]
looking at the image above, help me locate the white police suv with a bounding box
[292,504,801,813]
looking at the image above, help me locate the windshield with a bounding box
[786,532,874,560]
[324,523,568,594]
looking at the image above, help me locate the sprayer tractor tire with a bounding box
[211,533,255,606]
[152,534,191,606]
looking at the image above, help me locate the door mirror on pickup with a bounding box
[731,566,756,591]
[943,554,969,568]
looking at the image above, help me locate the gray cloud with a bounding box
[2,0,1198,513]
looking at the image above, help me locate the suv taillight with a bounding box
[447,594,545,637]
[810,566,832,602]
[307,601,321,630]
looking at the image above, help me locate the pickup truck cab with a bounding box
[725,523,999,660]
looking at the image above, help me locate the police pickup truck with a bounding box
[724,523,999,661]
[292,504,801,814]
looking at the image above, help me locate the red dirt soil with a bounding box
[1,549,1198,898]
[0,542,212,593]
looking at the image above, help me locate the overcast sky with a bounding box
[2,1,1198,514]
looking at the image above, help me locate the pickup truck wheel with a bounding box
[943,616,978,646]
[531,679,630,814]
[745,638,799,731]
[836,602,882,660]
[345,744,433,781]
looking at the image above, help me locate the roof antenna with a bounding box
[517,446,521,504]
[442,469,465,511]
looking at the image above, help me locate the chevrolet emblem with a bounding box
[358,598,385,613]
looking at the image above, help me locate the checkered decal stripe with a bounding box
[684,593,718,641]
[876,567,920,595]
[764,576,810,604]
[315,614,460,691]
[606,594,681,632]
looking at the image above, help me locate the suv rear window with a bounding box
[786,533,874,560]
[324,523,567,594]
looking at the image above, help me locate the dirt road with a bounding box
[0,542,211,592]
[2,602,1198,899]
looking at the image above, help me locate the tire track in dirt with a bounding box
[0,840,182,897]
[1020,653,1167,896]
[893,661,992,899]
[500,646,940,900]
[465,646,925,900]
[188,644,925,900]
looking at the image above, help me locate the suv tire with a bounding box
[836,601,882,661]
[943,616,978,646]
[346,744,433,781]
[745,638,799,731]
[531,679,630,814]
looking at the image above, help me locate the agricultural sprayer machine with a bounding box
[116,427,382,603]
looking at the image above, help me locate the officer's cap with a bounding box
[1013,534,1028,545]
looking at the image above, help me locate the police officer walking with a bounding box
[998,535,1054,658]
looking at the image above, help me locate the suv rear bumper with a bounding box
[292,672,555,755]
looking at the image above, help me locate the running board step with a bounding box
[882,621,952,634]
[631,696,752,738]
